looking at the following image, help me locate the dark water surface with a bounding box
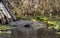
[0,28,60,38]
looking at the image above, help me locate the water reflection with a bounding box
[0,28,60,38]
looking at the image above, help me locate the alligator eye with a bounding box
[24,24,30,28]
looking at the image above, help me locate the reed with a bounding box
[6,0,60,19]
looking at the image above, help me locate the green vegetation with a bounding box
[5,0,60,18]
[5,0,60,35]
[32,16,60,34]
[0,25,12,30]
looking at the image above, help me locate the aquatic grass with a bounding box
[0,25,12,30]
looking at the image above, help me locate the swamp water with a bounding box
[0,28,60,38]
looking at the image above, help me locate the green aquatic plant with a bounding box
[54,21,60,31]
[16,16,21,20]
[54,25,60,31]
[33,16,48,22]
[48,21,56,25]
[0,25,12,30]
[33,16,60,31]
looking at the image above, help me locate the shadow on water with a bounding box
[10,28,60,38]
[0,27,60,38]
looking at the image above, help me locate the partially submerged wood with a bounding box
[0,2,15,24]
[0,2,11,18]
[2,0,16,21]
